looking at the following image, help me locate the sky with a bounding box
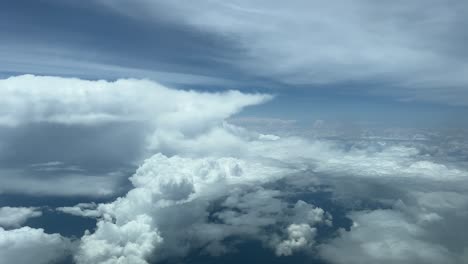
[1,1,468,264]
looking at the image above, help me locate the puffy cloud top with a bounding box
[76,215,162,264]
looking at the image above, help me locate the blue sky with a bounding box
[1,1,468,264]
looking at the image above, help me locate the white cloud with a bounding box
[275,223,316,256]
[2,75,468,263]
[0,207,42,229]
[73,153,331,262]
[413,191,468,211]
[67,119,468,263]
[292,200,332,227]
[271,201,331,256]
[73,155,266,262]
[101,0,468,105]
[248,137,468,181]
[0,227,71,264]
[251,137,468,263]
[0,75,271,197]
[0,75,270,127]
[319,209,457,264]
[75,215,162,264]
[57,203,102,218]
[258,134,280,141]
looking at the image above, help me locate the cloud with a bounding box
[72,153,331,263]
[247,136,468,181]
[0,44,235,86]
[0,207,42,229]
[413,191,468,211]
[319,209,457,264]
[244,135,467,263]
[75,215,162,264]
[65,115,468,263]
[258,134,281,141]
[57,203,102,218]
[2,74,468,263]
[275,223,316,256]
[292,200,332,227]
[101,0,468,105]
[0,75,271,197]
[0,168,128,197]
[272,201,332,256]
[0,75,270,127]
[11,95,459,263]
[0,227,72,264]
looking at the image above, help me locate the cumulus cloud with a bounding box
[292,200,332,227]
[270,200,332,256]
[76,215,162,264]
[275,223,316,256]
[72,153,332,263]
[0,207,42,229]
[0,227,72,264]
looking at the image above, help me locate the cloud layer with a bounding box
[101,0,468,105]
[1,75,467,264]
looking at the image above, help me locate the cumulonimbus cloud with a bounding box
[0,75,271,197]
[1,75,468,264]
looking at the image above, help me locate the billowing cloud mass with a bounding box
[0,227,71,264]
[0,75,271,196]
[73,154,308,263]
[275,223,316,256]
[1,0,468,262]
[69,122,467,263]
[1,75,468,264]
[66,131,468,263]
[76,215,162,264]
[0,207,42,228]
